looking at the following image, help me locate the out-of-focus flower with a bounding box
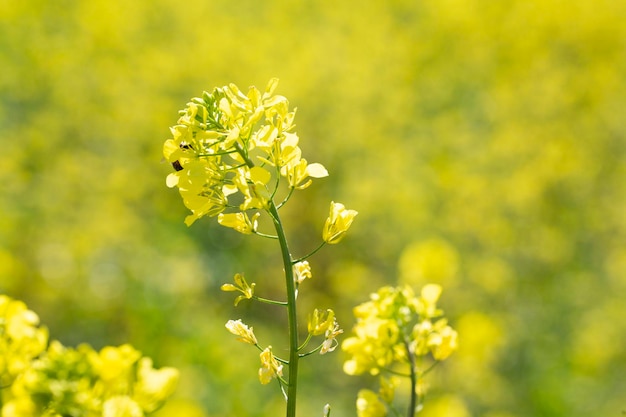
[378,376,398,404]
[5,341,98,416]
[0,297,178,417]
[418,284,443,318]
[133,358,180,413]
[356,389,387,417]
[0,295,49,383]
[90,344,142,394]
[225,319,258,345]
[102,395,144,417]
[322,201,358,244]
[342,317,400,375]
[343,283,457,412]
[429,322,458,361]
[258,347,283,385]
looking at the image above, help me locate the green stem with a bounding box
[234,140,299,417]
[404,338,418,417]
[293,241,327,264]
[253,231,279,239]
[252,295,288,306]
[268,200,299,417]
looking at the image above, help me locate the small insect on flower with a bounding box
[171,142,192,171]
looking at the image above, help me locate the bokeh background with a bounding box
[1,0,625,416]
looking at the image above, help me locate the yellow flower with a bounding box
[0,295,48,380]
[293,261,312,285]
[232,167,271,211]
[282,158,328,190]
[320,319,343,355]
[308,309,335,336]
[102,396,144,417]
[89,344,142,386]
[165,79,328,225]
[225,320,258,345]
[217,212,260,235]
[378,376,398,404]
[322,201,358,244]
[258,347,283,385]
[429,324,458,361]
[221,273,255,306]
[411,320,433,356]
[1,397,38,417]
[419,284,443,318]
[356,389,387,417]
[133,358,179,413]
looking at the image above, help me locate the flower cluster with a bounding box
[0,295,48,387]
[342,284,458,417]
[0,295,178,417]
[163,78,329,227]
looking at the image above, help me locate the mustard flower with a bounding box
[322,201,358,244]
[5,341,99,416]
[0,295,48,382]
[225,319,258,345]
[417,284,443,318]
[89,344,142,389]
[429,322,458,361]
[164,79,328,226]
[258,346,283,385]
[342,317,400,375]
[308,309,335,336]
[232,166,272,211]
[293,261,312,285]
[320,319,343,355]
[356,389,387,417]
[133,358,180,413]
[282,157,329,190]
[411,319,433,356]
[0,298,178,417]
[217,212,260,234]
[102,396,143,417]
[343,283,457,384]
[221,273,255,306]
[378,376,398,404]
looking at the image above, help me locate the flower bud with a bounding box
[225,320,258,345]
[322,202,358,244]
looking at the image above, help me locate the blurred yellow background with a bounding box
[1,0,625,416]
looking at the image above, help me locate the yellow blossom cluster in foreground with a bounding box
[0,295,178,417]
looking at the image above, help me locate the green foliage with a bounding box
[1,0,625,416]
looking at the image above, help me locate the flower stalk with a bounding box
[164,79,356,417]
[268,200,300,417]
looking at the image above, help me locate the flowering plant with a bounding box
[343,284,458,417]
[163,79,456,417]
[163,78,357,417]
